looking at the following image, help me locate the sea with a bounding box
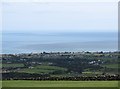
[1,32,118,54]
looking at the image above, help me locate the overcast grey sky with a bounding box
[2,1,118,33]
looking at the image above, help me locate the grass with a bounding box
[2,63,24,68]
[102,64,119,69]
[36,65,67,71]
[18,65,67,74]
[2,80,118,87]
[82,71,103,76]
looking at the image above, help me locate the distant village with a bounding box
[1,51,120,80]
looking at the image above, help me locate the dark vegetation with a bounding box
[1,51,120,80]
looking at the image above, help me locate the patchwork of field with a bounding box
[2,81,118,87]
[2,52,119,78]
[18,65,67,74]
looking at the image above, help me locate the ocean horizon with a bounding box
[1,32,118,54]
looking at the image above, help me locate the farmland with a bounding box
[1,51,120,80]
[2,63,24,68]
[18,65,67,74]
[1,52,120,88]
[2,80,118,87]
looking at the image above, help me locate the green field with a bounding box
[102,64,119,69]
[18,65,67,74]
[2,80,118,87]
[2,63,24,68]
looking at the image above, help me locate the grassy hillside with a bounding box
[2,63,24,68]
[18,65,67,74]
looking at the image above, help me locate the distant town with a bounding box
[1,51,120,80]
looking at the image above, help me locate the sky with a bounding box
[2,0,118,33]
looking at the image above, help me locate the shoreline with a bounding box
[1,50,119,55]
